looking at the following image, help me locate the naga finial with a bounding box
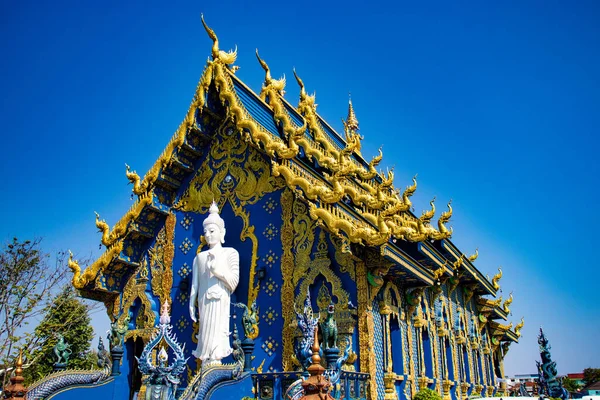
[402,175,417,205]
[370,147,383,168]
[492,267,503,290]
[514,317,524,337]
[125,163,143,194]
[439,200,453,223]
[201,14,219,60]
[293,69,316,109]
[67,250,86,289]
[67,250,80,273]
[420,196,436,223]
[255,49,286,96]
[503,291,513,313]
[468,248,479,263]
[381,167,394,188]
[200,14,237,65]
[293,68,305,96]
[94,211,110,246]
[256,49,271,82]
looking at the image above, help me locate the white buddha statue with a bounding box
[189,202,240,366]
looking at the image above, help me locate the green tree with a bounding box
[0,238,69,387]
[583,368,600,387]
[22,285,96,385]
[414,388,442,400]
[562,377,581,393]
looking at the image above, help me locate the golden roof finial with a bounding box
[420,196,436,223]
[293,68,305,96]
[345,93,359,132]
[503,291,513,313]
[4,349,26,400]
[492,267,503,290]
[514,317,524,337]
[293,69,317,110]
[468,248,479,263]
[255,49,285,97]
[256,49,272,83]
[200,14,237,66]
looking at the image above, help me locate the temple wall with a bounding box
[368,280,504,400]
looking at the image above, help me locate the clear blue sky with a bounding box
[1,1,598,376]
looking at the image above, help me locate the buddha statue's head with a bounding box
[203,201,226,247]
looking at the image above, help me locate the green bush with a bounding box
[414,388,442,400]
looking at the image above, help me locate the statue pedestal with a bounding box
[241,338,255,372]
[324,347,340,370]
[53,362,66,372]
[111,346,124,376]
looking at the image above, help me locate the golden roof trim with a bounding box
[68,240,125,289]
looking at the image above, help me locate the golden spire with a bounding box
[300,326,334,400]
[4,349,26,400]
[345,94,359,132]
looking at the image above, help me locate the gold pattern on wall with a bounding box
[295,231,350,313]
[366,308,378,400]
[291,198,315,285]
[406,314,416,397]
[444,291,461,397]
[175,121,283,304]
[332,235,357,277]
[120,259,156,342]
[149,213,176,306]
[355,260,374,376]
[380,282,403,318]
[280,189,295,371]
[175,122,282,212]
[229,200,261,304]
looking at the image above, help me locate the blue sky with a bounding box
[1,1,598,375]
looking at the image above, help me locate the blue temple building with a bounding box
[51,17,523,400]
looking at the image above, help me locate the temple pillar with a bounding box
[241,338,255,372]
[111,346,125,376]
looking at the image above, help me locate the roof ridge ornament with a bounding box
[502,291,513,313]
[514,317,524,337]
[345,94,359,132]
[256,49,286,97]
[201,14,238,68]
[293,69,317,110]
[468,248,479,263]
[492,267,502,290]
[342,94,363,155]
